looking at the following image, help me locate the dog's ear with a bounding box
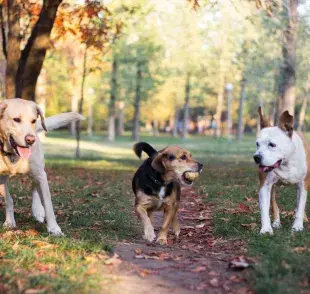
[0,101,8,119]
[37,106,47,132]
[151,153,166,174]
[258,106,272,129]
[278,110,294,137]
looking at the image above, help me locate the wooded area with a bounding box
[0,0,309,154]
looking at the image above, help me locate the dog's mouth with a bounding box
[181,171,200,186]
[259,160,282,173]
[9,135,32,159]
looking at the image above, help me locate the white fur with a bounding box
[36,112,85,132]
[0,99,84,236]
[255,127,308,234]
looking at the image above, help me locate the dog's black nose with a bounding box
[198,162,203,171]
[253,154,262,164]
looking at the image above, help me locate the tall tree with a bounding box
[277,0,298,115]
[108,56,118,141]
[181,73,191,139]
[132,60,142,141]
[2,0,63,100]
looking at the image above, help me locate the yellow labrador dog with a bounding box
[0,98,84,236]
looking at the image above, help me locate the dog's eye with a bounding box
[168,155,175,161]
[256,142,259,148]
[13,118,21,123]
[31,119,36,124]
[269,142,276,148]
[180,155,187,160]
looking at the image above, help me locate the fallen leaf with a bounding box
[237,203,251,213]
[196,223,205,229]
[292,247,310,253]
[229,256,251,270]
[31,240,58,249]
[209,277,219,287]
[191,266,206,272]
[139,269,151,277]
[24,289,47,294]
[105,253,122,266]
[135,248,142,255]
[241,223,257,230]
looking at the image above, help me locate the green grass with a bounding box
[0,131,309,293]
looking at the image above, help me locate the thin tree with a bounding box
[181,73,191,139]
[108,57,118,141]
[237,77,247,141]
[132,60,142,141]
[277,0,298,115]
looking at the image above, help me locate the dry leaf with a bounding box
[229,256,251,270]
[105,253,122,266]
[209,277,219,287]
[241,223,257,230]
[191,266,206,272]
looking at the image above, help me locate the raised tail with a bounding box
[133,142,157,158]
[36,112,85,132]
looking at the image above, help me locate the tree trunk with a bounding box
[132,61,142,141]
[152,120,159,137]
[277,0,298,116]
[172,106,180,137]
[15,0,62,101]
[215,57,225,138]
[87,94,93,137]
[76,46,87,159]
[181,73,191,139]
[71,94,78,136]
[237,78,247,141]
[117,101,125,136]
[5,0,21,99]
[108,57,118,141]
[36,67,47,139]
[297,96,308,131]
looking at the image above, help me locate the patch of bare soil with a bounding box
[101,187,252,294]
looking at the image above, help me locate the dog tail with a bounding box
[133,142,157,159]
[36,112,85,132]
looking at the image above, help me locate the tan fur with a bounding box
[0,99,44,175]
[135,146,200,245]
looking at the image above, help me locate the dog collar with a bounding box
[149,173,164,186]
[0,139,14,157]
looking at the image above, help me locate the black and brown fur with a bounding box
[132,142,203,245]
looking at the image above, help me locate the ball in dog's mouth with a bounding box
[182,171,200,185]
[259,159,282,173]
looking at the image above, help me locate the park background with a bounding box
[0,0,309,293]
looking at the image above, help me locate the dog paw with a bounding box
[174,226,180,237]
[272,220,281,229]
[47,225,64,237]
[260,226,273,235]
[292,222,304,232]
[32,206,45,223]
[3,220,16,229]
[143,227,156,242]
[156,236,168,245]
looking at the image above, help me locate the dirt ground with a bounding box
[101,187,252,294]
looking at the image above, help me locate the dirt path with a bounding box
[102,187,251,293]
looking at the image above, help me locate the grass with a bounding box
[0,131,309,293]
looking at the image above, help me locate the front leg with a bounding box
[259,183,273,235]
[157,206,177,245]
[271,185,281,228]
[136,205,156,242]
[0,176,16,228]
[292,182,307,232]
[32,170,63,236]
[32,188,45,223]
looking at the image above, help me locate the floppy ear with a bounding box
[37,106,47,132]
[0,101,8,119]
[258,106,272,129]
[151,153,165,174]
[278,110,294,137]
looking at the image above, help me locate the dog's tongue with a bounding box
[259,161,281,173]
[17,146,31,159]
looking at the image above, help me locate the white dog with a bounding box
[254,107,309,234]
[0,98,84,236]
